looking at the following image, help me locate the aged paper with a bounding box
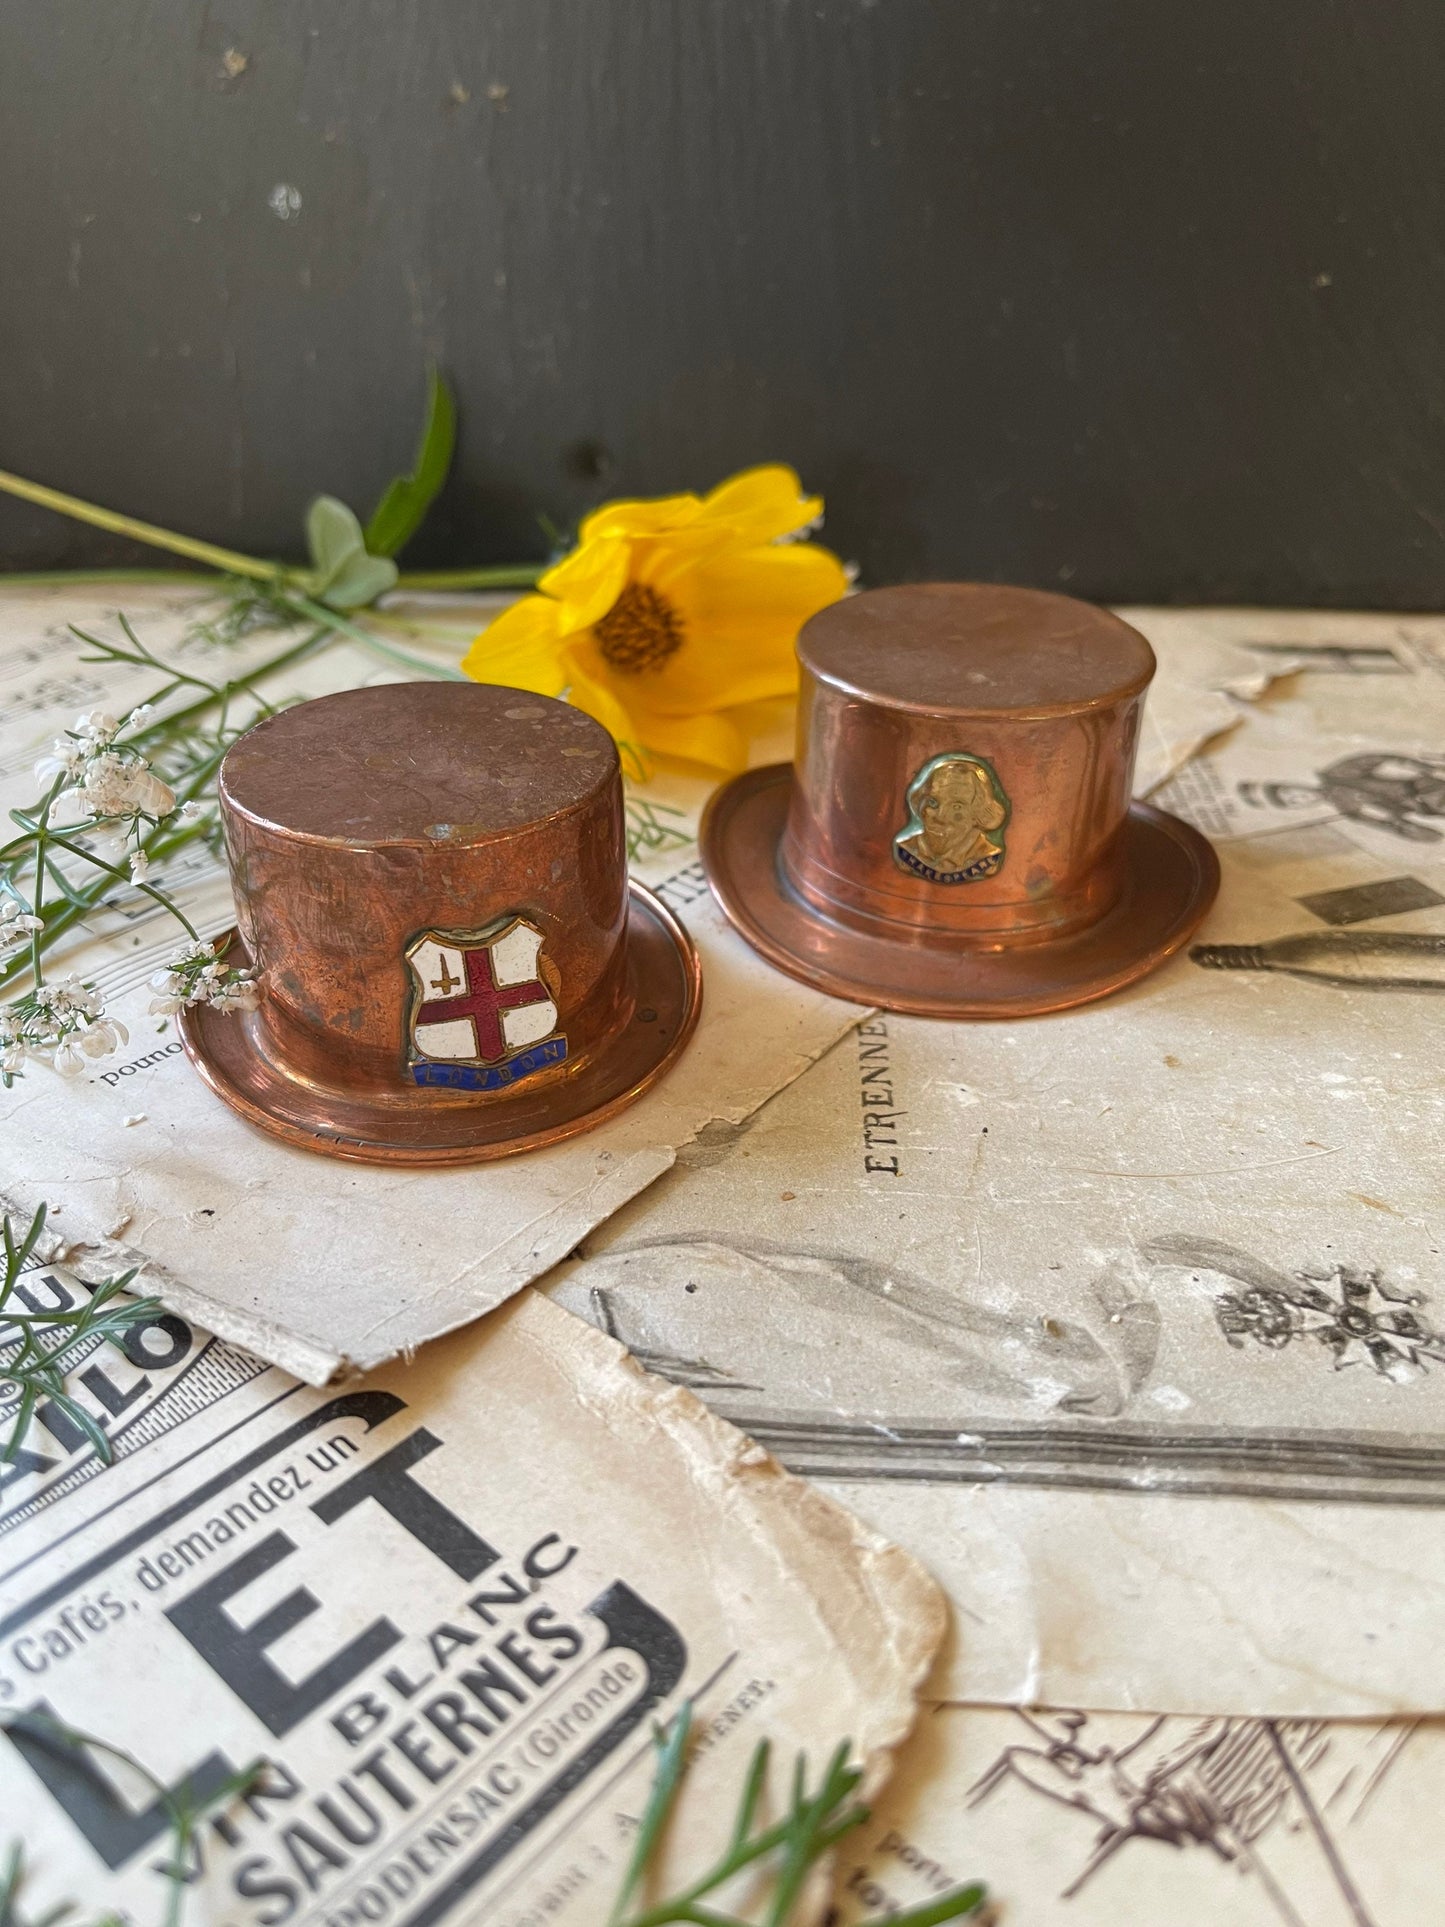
[0,1276,942,1924]
[834,1697,1443,1927]
[548,611,1445,1717]
[0,585,861,1381]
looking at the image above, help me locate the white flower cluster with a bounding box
[0,975,128,1079]
[36,707,177,881]
[148,937,260,1018]
[0,896,44,963]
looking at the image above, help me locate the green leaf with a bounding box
[305,495,367,586]
[41,1392,112,1463]
[8,1203,46,1283]
[860,1885,987,1926]
[304,496,398,609]
[608,1703,693,1927]
[317,550,399,609]
[364,367,457,560]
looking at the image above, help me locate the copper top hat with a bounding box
[699,583,1218,1016]
[178,682,701,1163]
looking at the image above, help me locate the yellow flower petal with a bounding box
[564,645,745,772]
[632,541,847,715]
[461,594,566,695]
[695,464,823,545]
[579,466,823,582]
[577,492,705,546]
[627,703,749,773]
[456,466,841,776]
[556,647,645,761]
[538,534,631,634]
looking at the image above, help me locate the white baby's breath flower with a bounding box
[79,1015,128,1057]
[127,703,155,728]
[73,709,121,743]
[69,753,176,824]
[147,974,186,1017]
[35,738,88,785]
[41,706,177,861]
[0,897,44,961]
[146,936,257,1017]
[133,770,176,816]
[129,850,151,883]
[3,974,125,1078]
[211,974,260,1013]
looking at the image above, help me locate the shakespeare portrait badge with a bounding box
[405,916,567,1092]
[893,751,1010,884]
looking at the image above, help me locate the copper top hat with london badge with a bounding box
[177,682,701,1163]
[699,582,1218,1016]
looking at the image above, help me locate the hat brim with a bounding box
[177,881,701,1164]
[700,763,1218,1018]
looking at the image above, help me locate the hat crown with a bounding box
[782,583,1154,943]
[222,682,615,845]
[219,684,629,1098]
[798,581,1154,714]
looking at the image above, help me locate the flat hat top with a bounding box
[799,583,1154,713]
[221,683,616,845]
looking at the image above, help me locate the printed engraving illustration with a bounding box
[1192,930,1445,992]
[968,1705,1415,1922]
[1240,751,1445,842]
[1212,1257,1445,1379]
[892,751,1009,883]
[559,1231,1445,1506]
[405,916,567,1092]
[1294,876,1445,927]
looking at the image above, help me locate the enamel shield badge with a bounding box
[405,917,567,1092]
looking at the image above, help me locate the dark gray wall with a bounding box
[3,2,1444,604]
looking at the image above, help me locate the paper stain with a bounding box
[1350,1192,1405,1219]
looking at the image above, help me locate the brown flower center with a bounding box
[594,582,685,674]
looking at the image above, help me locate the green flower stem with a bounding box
[127,625,331,744]
[1,562,545,592]
[24,775,71,984]
[281,591,467,680]
[0,816,213,994]
[29,807,47,980]
[608,1709,986,1927]
[860,1891,987,1927]
[0,567,222,587]
[0,469,279,583]
[5,1711,264,1927]
[2,625,326,995]
[14,819,200,944]
[365,610,496,641]
[395,564,544,590]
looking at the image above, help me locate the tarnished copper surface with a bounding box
[700,583,1219,1017]
[178,683,702,1162]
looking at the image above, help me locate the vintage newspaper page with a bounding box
[0,1271,943,1924]
[549,610,1445,1717]
[0,584,860,1380]
[835,1698,1443,1927]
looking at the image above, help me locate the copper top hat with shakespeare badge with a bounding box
[700,582,1218,1016]
[177,682,701,1163]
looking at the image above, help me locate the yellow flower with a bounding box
[461,464,847,773]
